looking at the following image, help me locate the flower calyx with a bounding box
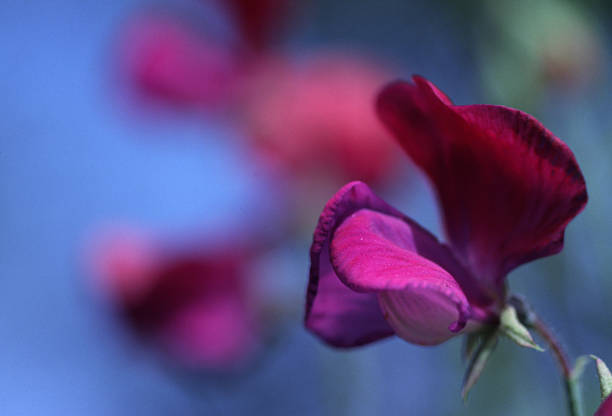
[461,298,544,400]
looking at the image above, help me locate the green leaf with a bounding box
[499,305,544,351]
[462,331,498,400]
[590,355,612,401]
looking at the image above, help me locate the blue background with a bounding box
[2,0,611,414]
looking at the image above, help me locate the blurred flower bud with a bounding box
[120,15,239,110]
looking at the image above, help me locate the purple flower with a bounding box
[305,75,587,347]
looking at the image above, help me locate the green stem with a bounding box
[565,377,582,416]
[534,318,582,416]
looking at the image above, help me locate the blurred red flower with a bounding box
[91,230,261,370]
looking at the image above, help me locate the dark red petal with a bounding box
[331,209,478,345]
[305,181,481,347]
[218,0,290,52]
[377,76,587,302]
[596,395,612,416]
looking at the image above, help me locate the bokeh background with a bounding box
[2,0,612,414]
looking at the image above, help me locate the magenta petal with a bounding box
[331,209,474,345]
[162,294,258,369]
[305,181,481,347]
[377,76,587,301]
[305,182,404,347]
[596,395,612,416]
[306,246,395,347]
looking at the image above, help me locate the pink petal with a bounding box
[331,209,475,345]
[305,181,482,347]
[89,229,159,303]
[596,395,612,416]
[306,182,399,347]
[121,16,237,108]
[241,55,395,183]
[377,76,587,302]
[161,294,259,369]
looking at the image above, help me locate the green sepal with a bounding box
[571,355,591,381]
[590,355,612,401]
[508,294,537,327]
[461,330,498,400]
[499,305,545,351]
[462,332,483,362]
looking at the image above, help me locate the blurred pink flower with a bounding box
[120,15,238,109]
[305,76,587,347]
[92,230,261,370]
[239,54,397,184]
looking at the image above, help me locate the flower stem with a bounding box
[533,318,582,416]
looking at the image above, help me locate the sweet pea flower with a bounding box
[305,75,587,347]
[239,54,397,184]
[596,395,612,416]
[91,230,260,370]
[120,15,238,109]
